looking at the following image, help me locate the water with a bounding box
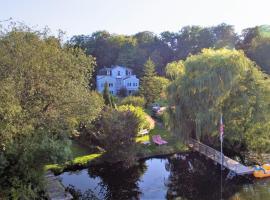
[59,153,270,200]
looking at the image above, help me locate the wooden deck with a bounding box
[44,171,73,200]
[188,139,254,175]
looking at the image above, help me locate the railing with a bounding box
[188,139,235,171]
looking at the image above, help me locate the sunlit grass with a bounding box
[44,153,102,174]
[136,135,150,143]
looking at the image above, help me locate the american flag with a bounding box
[220,114,224,142]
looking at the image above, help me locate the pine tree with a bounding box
[143,57,156,77]
[140,58,159,105]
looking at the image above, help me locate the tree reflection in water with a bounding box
[62,153,265,200]
[165,152,251,200]
[88,161,147,200]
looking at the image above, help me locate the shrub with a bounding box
[118,105,150,131]
[119,96,146,107]
[98,108,140,165]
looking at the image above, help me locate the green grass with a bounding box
[44,141,102,174]
[136,124,188,157]
[70,141,92,157]
[136,135,150,143]
[45,115,187,174]
[45,153,102,174]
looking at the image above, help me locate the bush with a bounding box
[119,96,146,107]
[118,105,150,131]
[98,108,140,165]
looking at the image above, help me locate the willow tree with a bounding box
[165,60,185,80]
[168,49,270,153]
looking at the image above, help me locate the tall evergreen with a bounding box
[140,58,159,105]
[143,58,156,77]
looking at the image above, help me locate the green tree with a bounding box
[143,57,156,77]
[98,108,140,165]
[140,58,156,104]
[0,27,104,196]
[140,58,170,104]
[248,37,270,74]
[168,49,270,154]
[118,105,150,131]
[119,96,146,107]
[165,60,185,80]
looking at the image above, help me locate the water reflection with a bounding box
[59,153,270,200]
[88,162,147,199]
[165,153,244,200]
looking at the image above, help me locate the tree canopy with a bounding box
[168,49,270,153]
[140,58,169,104]
[0,27,104,196]
[69,23,246,81]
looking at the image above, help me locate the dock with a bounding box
[44,171,73,200]
[188,139,254,175]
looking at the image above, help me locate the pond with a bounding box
[59,153,270,200]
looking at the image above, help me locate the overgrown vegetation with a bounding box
[168,49,270,154]
[140,58,170,105]
[0,26,104,197]
[119,96,146,107]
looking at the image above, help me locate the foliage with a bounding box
[45,153,102,174]
[69,31,173,78]
[97,108,140,165]
[246,37,270,74]
[0,26,104,196]
[237,26,270,75]
[118,105,150,131]
[119,96,146,107]
[168,48,270,153]
[140,58,170,104]
[69,24,239,79]
[165,60,185,80]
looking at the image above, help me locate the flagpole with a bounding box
[220,113,223,200]
[221,116,223,170]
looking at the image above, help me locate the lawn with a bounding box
[44,141,103,174]
[45,114,187,174]
[136,124,188,157]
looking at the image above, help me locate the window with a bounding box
[110,91,113,94]
[109,83,113,87]
[133,83,136,86]
[118,71,121,76]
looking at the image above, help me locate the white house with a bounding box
[96,66,139,95]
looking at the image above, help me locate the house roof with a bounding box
[111,65,133,71]
[123,75,138,80]
[97,66,133,75]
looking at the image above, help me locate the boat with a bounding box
[253,164,270,178]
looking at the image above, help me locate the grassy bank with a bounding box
[136,124,188,157]
[45,116,187,174]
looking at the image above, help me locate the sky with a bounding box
[1,0,270,39]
